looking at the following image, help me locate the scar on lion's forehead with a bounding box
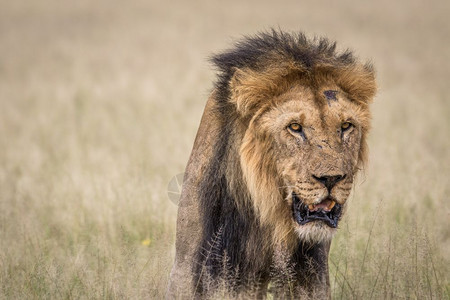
[323,90,338,101]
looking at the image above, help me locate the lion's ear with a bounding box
[335,63,377,106]
[229,68,266,116]
[229,64,300,117]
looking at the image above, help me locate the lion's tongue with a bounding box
[308,199,335,212]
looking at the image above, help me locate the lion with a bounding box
[167,30,376,299]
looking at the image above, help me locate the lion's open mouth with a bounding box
[292,193,342,228]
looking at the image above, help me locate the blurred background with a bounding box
[0,0,449,298]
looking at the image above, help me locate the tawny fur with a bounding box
[168,30,376,299]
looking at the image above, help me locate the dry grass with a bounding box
[0,0,449,298]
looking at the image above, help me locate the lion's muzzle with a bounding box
[292,193,342,228]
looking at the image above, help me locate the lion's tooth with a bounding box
[328,201,336,210]
[308,204,314,210]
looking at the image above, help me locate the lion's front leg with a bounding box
[292,241,331,299]
[269,241,331,299]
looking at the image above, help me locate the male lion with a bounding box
[168,30,376,299]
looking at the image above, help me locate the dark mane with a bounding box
[194,103,271,295]
[211,29,357,104]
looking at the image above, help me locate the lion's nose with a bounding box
[312,174,346,191]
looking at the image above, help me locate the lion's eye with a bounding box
[288,123,302,132]
[341,122,352,131]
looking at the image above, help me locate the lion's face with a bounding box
[240,83,370,244]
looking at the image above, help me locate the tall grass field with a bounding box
[0,0,449,298]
